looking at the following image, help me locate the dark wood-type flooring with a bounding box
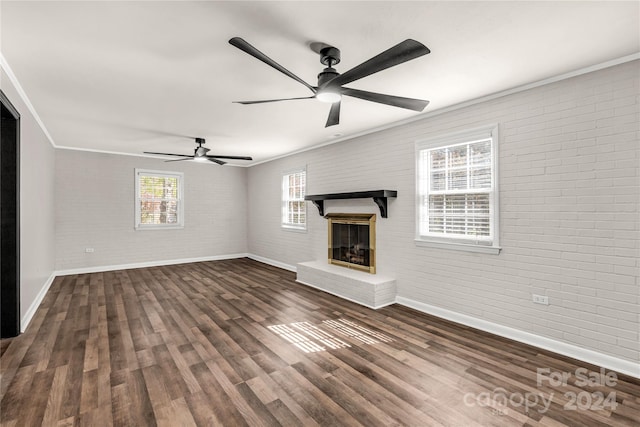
[1,258,639,426]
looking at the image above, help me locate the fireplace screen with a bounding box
[326,213,376,274]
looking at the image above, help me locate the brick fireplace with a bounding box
[296,194,396,309]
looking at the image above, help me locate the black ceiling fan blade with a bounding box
[206,155,253,161]
[144,151,190,157]
[326,39,430,88]
[325,100,341,127]
[341,88,429,112]
[164,157,193,163]
[229,37,316,94]
[208,158,227,165]
[234,96,315,105]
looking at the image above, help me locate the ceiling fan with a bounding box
[229,37,431,127]
[144,138,252,165]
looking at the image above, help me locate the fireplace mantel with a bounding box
[305,190,397,218]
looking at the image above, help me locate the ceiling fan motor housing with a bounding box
[194,138,209,156]
[317,67,340,87]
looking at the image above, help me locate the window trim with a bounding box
[415,125,500,254]
[281,167,307,231]
[134,168,184,230]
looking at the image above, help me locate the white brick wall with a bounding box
[55,150,248,270]
[247,60,640,364]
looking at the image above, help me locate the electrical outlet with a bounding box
[85,248,94,253]
[532,294,549,305]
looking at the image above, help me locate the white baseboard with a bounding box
[21,272,56,332]
[247,254,297,272]
[54,253,250,276]
[396,296,640,379]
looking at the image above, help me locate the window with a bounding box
[282,168,306,230]
[416,125,500,254]
[135,169,184,230]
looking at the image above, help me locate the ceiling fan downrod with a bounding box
[317,46,341,87]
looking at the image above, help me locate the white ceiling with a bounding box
[2,1,638,165]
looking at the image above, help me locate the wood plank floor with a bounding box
[1,258,638,426]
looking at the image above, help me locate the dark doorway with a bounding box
[1,90,20,338]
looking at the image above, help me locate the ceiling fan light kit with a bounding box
[316,90,341,104]
[228,36,430,127]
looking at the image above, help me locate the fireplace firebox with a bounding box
[326,213,376,274]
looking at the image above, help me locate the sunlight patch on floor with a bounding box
[323,318,394,344]
[267,322,350,353]
[267,318,393,353]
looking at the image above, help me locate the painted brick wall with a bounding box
[247,60,639,364]
[55,150,248,270]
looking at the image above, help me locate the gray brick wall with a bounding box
[55,151,249,270]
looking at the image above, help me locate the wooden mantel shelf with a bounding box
[304,190,398,218]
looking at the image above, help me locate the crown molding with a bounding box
[250,53,640,167]
[0,52,57,148]
[3,50,638,164]
[55,145,249,167]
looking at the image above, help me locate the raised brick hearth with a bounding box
[296,260,396,309]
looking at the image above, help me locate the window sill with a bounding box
[135,225,184,231]
[414,238,501,255]
[281,225,307,233]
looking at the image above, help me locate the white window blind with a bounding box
[282,169,306,229]
[135,169,184,229]
[416,126,499,253]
